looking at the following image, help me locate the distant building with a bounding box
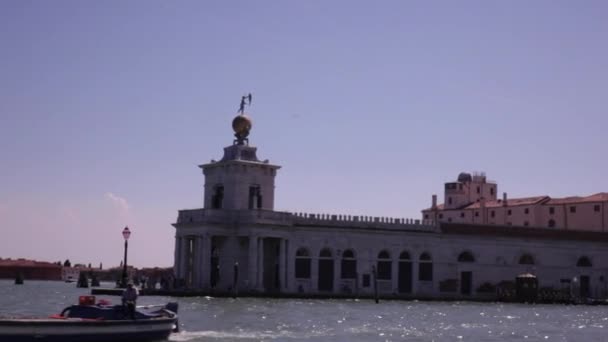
[0,258,62,280]
[62,267,82,282]
[136,267,173,289]
[94,266,136,282]
[422,172,608,231]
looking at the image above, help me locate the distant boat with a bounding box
[65,277,75,283]
[0,296,179,342]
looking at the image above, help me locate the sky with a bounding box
[1,1,607,268]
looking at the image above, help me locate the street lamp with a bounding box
[121,226,131,288]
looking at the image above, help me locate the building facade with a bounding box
[0,258,62,280]
[172,112,608,299]
[422,172,608,232]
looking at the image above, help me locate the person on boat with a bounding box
[122,282,139,319]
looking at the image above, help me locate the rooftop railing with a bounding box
[176,208,437,232]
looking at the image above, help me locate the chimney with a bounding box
[503,192,508,207]
[432,194,437,209]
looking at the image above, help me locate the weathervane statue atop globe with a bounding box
[232,93,253,145]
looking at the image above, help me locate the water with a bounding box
[1,280,607,341]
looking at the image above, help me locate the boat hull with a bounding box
[0,317,176,342]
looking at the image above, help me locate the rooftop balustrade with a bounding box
[176,208,437,232]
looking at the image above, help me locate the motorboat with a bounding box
[0,296,178,342]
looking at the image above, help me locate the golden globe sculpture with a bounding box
[232,114,252,144]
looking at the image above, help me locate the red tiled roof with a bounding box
[423,196,550,211]
[587,192,608,201]
[423,193,608,212]
[466,196,549,209]
[422,204,445,212]
[547,193,608,205]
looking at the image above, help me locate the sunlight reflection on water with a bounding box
[2,280,607,341]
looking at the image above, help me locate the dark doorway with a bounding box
[460,271,472,295]
[318,249,334,291]
[262,238,280,293]
[580,275,590,298]
[398,261,412,293]
[399,251,412,293]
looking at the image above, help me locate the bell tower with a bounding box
[200,96,281,211]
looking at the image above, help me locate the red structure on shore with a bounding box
[0,258,62,280]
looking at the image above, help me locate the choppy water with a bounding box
[1,280,607,341]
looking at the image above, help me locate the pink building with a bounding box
[422,172,608,232]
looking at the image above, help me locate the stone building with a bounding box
[422,172,608,231]
[172,110,608,299]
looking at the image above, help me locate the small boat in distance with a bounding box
[0,296,178,342]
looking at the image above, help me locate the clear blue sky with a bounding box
[1,1,607,267]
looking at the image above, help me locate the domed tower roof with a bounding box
[457,172,472,183]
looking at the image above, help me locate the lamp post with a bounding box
[121,226,131,288]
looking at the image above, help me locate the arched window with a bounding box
[577,256,592,267]
[458,251,475,263]
[341,249,357,279]
[419,252,433,281]
[295,248,311,279]
[548,219,556,228]
[248,185,262,209]
[519,254,535,265]
[377,250,392,280]
[399,251,411,260]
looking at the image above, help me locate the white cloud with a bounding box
[104,192,130,213]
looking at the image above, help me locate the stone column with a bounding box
[186,237,194,287]
[180,237,190,285]
[248,236,258,290]
[200,235,211,290]
[174,236,182,279]
[279,239,286,292]
[311,249,319,292]
[391,258,399,293]
[334,253,341,294]
[194,235,204,288]
[284,240,289,291]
